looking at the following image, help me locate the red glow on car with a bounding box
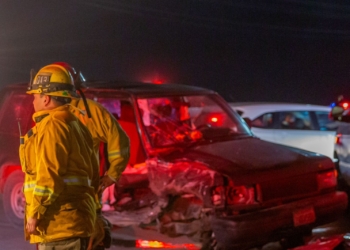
[207,113,224,126]
[135,240,200,249]
[153,79,163,84]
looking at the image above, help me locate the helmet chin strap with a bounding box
[74,71,91,118]
[76,88,92,118]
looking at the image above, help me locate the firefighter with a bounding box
[51,62,130,249]
[52,62,130,192]
[330,95,350,122]
[20,64,99,250]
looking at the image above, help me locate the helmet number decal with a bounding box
[35,75,51,85]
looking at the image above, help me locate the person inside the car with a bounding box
[282,112,308,129]
[282,113,296,128]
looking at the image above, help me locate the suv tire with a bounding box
[3,170,25,229]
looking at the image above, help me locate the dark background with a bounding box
[1,0,350,105]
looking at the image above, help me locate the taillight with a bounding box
[317,170,337,190]
[335,134,342,145]
[211,181,256,206]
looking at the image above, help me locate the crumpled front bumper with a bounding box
[211,191,348,249]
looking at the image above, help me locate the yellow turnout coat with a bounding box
[70,98,130,181]
[19,105,99,244]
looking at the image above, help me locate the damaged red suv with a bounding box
[0,81,347,249]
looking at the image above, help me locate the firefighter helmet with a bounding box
[27,64,79,98]
[52,61,86,89]
[50,62,92,117]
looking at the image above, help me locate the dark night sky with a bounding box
[1,0,350,105]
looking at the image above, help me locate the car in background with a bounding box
[229,102,337,162]
[328,97,350,187]
[0,83,347,249]
[333,124,350,186]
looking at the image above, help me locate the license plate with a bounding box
[293,207,316,227]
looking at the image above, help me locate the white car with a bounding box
[230,102,337,161]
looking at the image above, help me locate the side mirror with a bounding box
[243,117,252,128]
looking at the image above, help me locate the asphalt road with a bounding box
[0,196,36,250]
[0,194,126,250]
[0,194,198,250]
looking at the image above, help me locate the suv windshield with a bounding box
[137,94,251,147]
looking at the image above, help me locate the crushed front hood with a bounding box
[162,137,332,180]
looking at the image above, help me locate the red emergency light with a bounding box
[135,240,200,249]
[207,113,224,126]
[210,116,218,123]
[342,102,349,109]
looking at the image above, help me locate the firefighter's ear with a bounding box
[43,95,50,104]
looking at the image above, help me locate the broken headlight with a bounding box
[211,180,257,207]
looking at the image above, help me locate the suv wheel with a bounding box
[3,170,25,229]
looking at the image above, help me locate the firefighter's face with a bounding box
[32,94,48,112]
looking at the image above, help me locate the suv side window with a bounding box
[278,111,313,130]
[251,113,274,128]
[88,93,146,166]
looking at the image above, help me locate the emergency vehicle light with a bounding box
[135,240,200,249]
[210,116,218,123]
[342,102,349,109]
[207,113,224,126]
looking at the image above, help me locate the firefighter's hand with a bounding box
[99,175,116,191]
[26,217,40,235]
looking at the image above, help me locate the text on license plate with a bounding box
[293,207,316,227]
